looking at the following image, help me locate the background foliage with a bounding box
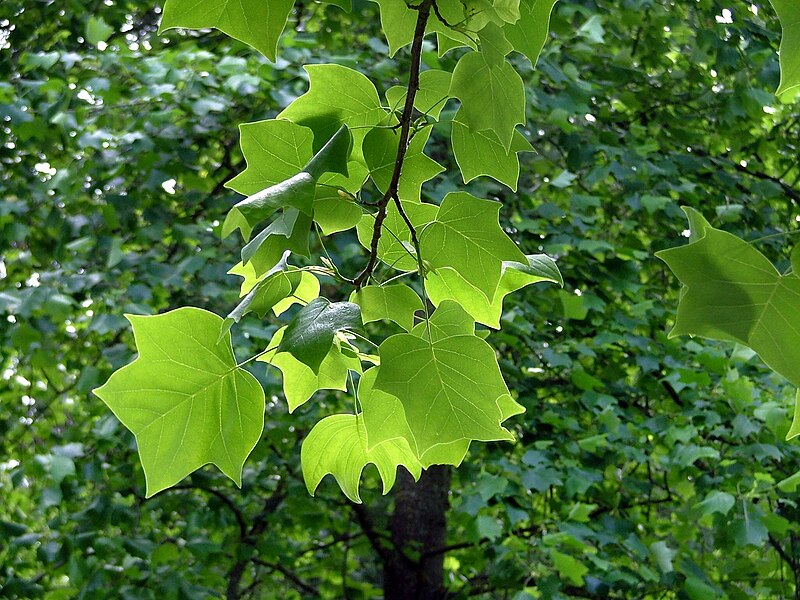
[3,0,800,598]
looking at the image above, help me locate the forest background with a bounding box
[3,0,800,598]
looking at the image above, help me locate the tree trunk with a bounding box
[384,465,451,600]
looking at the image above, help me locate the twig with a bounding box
[253,559,321,597]
[353,0,434,288]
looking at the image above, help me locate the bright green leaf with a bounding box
[503,0,558,66]
[420,192,527,298]
[260,327,361,412]
[356,200,438,272]
[449,49,525,149]
[363,126,444,202]
[451,110,533,191]
[93,308,265,497]
[770,0,800,99]
[350,284,423,332]
[301,414,421,503]
[374,330,514,454]
[159,0,294,61]
[426,254,561,328]
[657,207,800,391]
[277,297,363,373]
[278,64,386,156]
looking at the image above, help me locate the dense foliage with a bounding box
[3,1,800,598]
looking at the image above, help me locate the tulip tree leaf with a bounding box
[426,254,562,328]
[385,69,453,120]
[371,0,476,56]
[449,47,525,149]
[374,328,514,454]
[349,284,424,332]
[220,252,300,340]
[223,173,316,242]
[226,119,314,196]
[503,0,559,67]
[223,126,352,241]
[770,0,800,99]
[411,299,475,341]
[363,126,444,202]
[313,187,364,235]
[420,192,527,298]
[159,0,294,61]
[301,414,422,503]
[278,64,386,156]
[260,327,362,412]
[657,207,800,394]
[272,272,321,317]
[356,201,438,272]
[451,109,533,191]
[241,208,312,277]
[277,297,363,373]
[359,368,473,468]
[93,308,265,497]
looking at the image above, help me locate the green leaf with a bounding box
[449,49,525,149]
[313,187,364,235]
[426,254,561,328]
[374,329,514,454]
[159,0,294,61]
[85,16,114,46]
[650,541,676,574]
[301,414,422,503]
[277,64,386,157]
[420,192,527,298]
[304,125,352,180]
[93,308,265,497]
[451,110,533,191]
[226,119,315,196]
[350,284,423,332]
[411,299,474,341]
[787,389,800,441]
[550,550,588,586]
[356,200,438,272]
[223,126,352,240]
[770,0,800,99]
[260,327,361,412]
[242,208,311,277]
[503,0,558,66]
[385,70,452,120]
[359,368,471,467]
[363,126,444,202]
[220,252,299,340]
[223,173,315,241]
[693,490,736,517]
[656,207,800,391]
[777,465,800,492]
[371,0,476,56]
[277,297,363,373]
[228,259,320,307]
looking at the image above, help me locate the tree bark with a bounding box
[384,465,451,600]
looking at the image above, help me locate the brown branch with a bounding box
[353,0,434,288]
[350,503,393,562]
[170,484,247,539]
[420,524,543,559]
[769,534,797,572]
[253,559,321,597]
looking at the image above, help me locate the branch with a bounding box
[420,524,543,559]
[769,534,797,572]
[253,559,321,597]
[353,0,434,288]
[350,503,393,562]
[171,484,247,539]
